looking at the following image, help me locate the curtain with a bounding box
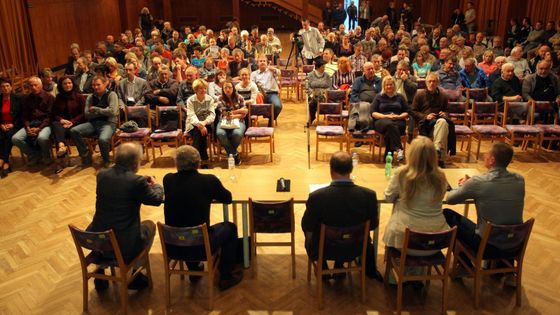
[525,0,560,24]
[0,0,38,79]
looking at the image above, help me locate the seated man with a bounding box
[12,77,54,166]
[144,65,178,110]
[411,73,454,167]
[302,151,382,281]
[522,60,560,105]
[70,76,118,167]
[350,61,382,103]
[163,145,242,290]
[460,57,492,89]
[491,63,523,110]
[88,142,163,291]
[437,57,463,90]
[116,62,150,108]
[444,142,524,286]
[74,57,95,94]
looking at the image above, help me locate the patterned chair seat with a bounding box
[536,124,560,135]
[117,128,151,138]
[472,125,507,135]
[316,125,344,136]
[505,125,541,134]
[467,109,495,117]
[449,113,466,118]
[245,127,274,137]
[150,129,181,140]
[455,125,474,135]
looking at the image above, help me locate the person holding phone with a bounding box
[250,54,282,125]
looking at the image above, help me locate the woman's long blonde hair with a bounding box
[398,136,447,207]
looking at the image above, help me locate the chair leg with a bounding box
[120,276,129,315]
[82,274,88,312]
[318,264,324,309]
[208,270,214,310]
[476,136,482,160]
[165,271,171,307]
[396,279,403,315]
[315,137,319,160]
[442,278,448,314]
[361,265,366,303]
[291,235,296,279]
[307,259,312,282]
[474,271,481,309]
[466,136,472,162]
[145,255,153,289]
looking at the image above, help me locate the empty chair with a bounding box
[279,69,298,100]
[452,218,535,309]
[384,227,457,315]
[157,222,220,309]
[502,101,541,153]
[470,101,507,159]
[68,224,152,315]
[448,101,473,161]
[243,103,275,162]
[248,198,296,278]
[532,100,560,150]
[467,88,489,102]
[307,221,370,309]
[315,102,345,160]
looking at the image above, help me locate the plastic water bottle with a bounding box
[385,152,393,178]
[228,154,235,170]
[351,152,359,180]
[228,154,236,182]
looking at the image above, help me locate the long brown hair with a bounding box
[397,136,447,207]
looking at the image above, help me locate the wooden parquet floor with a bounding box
[1,98,559,315]
[2,33,560,314]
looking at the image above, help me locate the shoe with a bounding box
[366,269,384,282]
[41,159,54,166]
[438,160,445,168]
[503,274,517,287]
[234,154,241,166]
[218,272,243,291]
[189,263,204,283]
[56,144,68,158]
[0,169,6,178]
[81,155,92,167]
[127,272,149,290]
[354,141,363,147]
[396,149,404,162]
[27,156,41,167]
[408,281,424,290]
[94,268,109,292]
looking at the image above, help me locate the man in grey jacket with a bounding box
[522,60,560,105]
[116,62,150,108]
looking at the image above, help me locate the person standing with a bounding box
[464,2,477,34]
[299,19,326,65]
[347,1,358,30]
[358,1,371,31]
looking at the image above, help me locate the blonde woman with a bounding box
[332,56,355,89]
[383,136,449,257]
[371,76,408,161]
[478,50,497,76]
[185,79,216,166]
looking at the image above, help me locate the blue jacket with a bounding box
[460,67,492,89]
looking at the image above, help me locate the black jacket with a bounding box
[0,93,22,128]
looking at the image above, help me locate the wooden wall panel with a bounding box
[27,0,121,69]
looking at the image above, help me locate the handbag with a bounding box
[219,118,241,129]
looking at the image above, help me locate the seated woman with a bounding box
[371,76,408,161]
[203,38,221,60]
[477,50,497,77]
[216,80,247,165]
[185,79,216,167]
[235,68,258,105]
[208,70,226,100]
[243,39,257,67]
[104,57,123,91]
[382,136,449,281]
[412,51,431,79]
[0,77,21,177]
[40,68,58,97]
[338,35,354,57]
[172,49,190,82]
[190,46,206,69]
[332,56,355,90]
[217,48,230,72]
[306,59,331,124]
[52,76,86,171]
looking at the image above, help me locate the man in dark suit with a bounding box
[302,151,382,280]
[163,145,242,291]
[88,142,164,291]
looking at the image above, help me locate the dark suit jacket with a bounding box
[301,181,378,256]
[163,169,233,258]
[89,166,163,263]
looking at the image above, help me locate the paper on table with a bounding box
[309,183,329,193]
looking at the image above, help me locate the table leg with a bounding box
[242,203,249,268]
[222,204,229,222]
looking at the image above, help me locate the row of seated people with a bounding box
[74,139,529,312]
[305,52,560,166]
[0,53,283,175]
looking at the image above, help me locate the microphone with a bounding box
[279,177,286,191]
